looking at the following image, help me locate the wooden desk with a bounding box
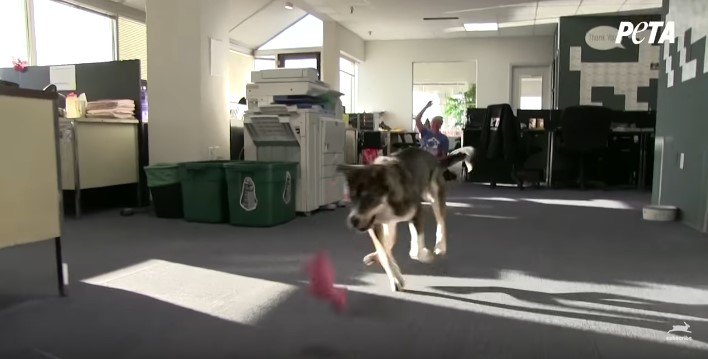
[59,117,140,216]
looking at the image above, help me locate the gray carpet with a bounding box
[1,184,708,359]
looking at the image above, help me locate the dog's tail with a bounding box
[439,147,475,181]
[440,146,475,170]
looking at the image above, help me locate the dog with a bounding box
[337,146,474,292]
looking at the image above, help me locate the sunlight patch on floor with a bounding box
[346,270,708,351]
[521,198,634,210]
[454,213,518,220]
[83,259,296,325]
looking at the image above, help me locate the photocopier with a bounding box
[244,68,345,215]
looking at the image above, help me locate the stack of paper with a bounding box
[86,99,135,119]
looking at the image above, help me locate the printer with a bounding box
[244,68,345,215]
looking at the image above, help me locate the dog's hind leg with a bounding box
[430,181,448,256]
[368,224,405,292]
[408,210,434,263]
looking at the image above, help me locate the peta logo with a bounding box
[616,21,675,45]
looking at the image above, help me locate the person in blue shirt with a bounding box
[415,101,449,159]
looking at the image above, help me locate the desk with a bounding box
[610,127,655,189]
[521,128,554,186]
[545,127,654,189]
[59,117,140,216]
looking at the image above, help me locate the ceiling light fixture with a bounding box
[284,2,294,10]
[463,22,499,31]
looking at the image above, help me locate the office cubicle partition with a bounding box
[0,87,66,296]
[0,60,149,209]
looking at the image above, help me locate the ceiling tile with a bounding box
[623,0,662,4]
[619,4,662,11]
[538,0,580,6]
[576,4,622,14]
[536,5,579,18]
[580,0,625,5]
[496,5,538,22]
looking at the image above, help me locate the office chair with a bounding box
[558,105,613,189]
[479,103,538,189]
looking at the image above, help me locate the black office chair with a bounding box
[558,105,613,189]
[479,104,538,189]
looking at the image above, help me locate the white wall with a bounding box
[358,36,553,129]
[147,0,232,163]
[413,61,476,84]
[338,23,365,62]
[228,50,253,102]
[321,20,340,90]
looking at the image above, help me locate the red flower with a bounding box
[12,58,28,73]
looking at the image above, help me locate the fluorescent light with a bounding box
[463,22,498,31]
[284,1,294,10]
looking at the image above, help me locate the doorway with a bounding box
[511,65,552,111]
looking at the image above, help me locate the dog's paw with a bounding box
[434,243,447,256]
[410,248,435,263]
[390,278,405,292]
[363,252,378,266]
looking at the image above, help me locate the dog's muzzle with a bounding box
[348,214,375,232]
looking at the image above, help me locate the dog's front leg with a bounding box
[368,224,404,292]
[431,186,448,256]
[363,221,398,265]
[408,211,434,263]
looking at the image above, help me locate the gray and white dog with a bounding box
[337,147,474,292]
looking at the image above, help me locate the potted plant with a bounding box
[443,84,476,129]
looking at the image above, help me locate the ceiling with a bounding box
[108,0,663,43]
[300,0,663,40]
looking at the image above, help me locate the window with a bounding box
[282,58,318,69]
[254,57,277,71]
[412,62,477,137]
[118,17,147,80]
[0,0,29,67]
[34,0,115,66]
[276,52,320,77]
[339,57,357,113]
[519,77,543,110]
[259,15,323,51]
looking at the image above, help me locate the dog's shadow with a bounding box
[402,286,708,334]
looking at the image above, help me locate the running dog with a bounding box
[337,147,474,292]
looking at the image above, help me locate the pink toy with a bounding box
[307,251,347,313]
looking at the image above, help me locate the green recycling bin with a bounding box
[179,161,231,223]
[144,163,183,218]
[224,161,297,227]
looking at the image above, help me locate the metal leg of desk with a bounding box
[55,237,66,297]
[547,132,553,186]
[70,122,82,217]
[638,133,648,190]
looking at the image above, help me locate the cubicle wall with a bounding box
[0,60,149,207]
[0,90,61,247]
[0,87,66,298]
[653,0,708,232]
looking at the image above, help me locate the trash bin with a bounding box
[144,163,183,218]
[179,161,230,223]
[224,161,297,227]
